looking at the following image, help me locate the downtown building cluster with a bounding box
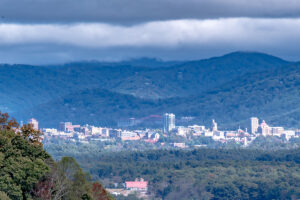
[163,114,299,146]
[42,121,161,144]
[28,113,300,148]
[163,113,300,146]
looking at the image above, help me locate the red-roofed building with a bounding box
[125,178,148,191]
[144,139,158,144]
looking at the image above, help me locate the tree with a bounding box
[0,111,18,131]
[57,157,92,199]
[34,157,97,200]
[0,191,11,200]
[0,111,43,146]
[20,123,43,146]
[33,176,54,200]
[92,182,114,200]
[0,112,113,200]
[0,130,50,199]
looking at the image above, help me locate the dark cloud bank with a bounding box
[1,0,300,23]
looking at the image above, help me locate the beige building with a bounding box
[28,118,39,130]
[258,120,271,136]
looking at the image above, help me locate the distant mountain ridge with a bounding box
[1,51,298,128]
[63,57,185,68]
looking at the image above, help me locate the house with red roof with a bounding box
[125,178,148,191]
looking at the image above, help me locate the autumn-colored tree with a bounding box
[92,182,114,200]
[33,177,54,200]
[0,111,43,145]
[0,111,18,131]
[20,123,43,146]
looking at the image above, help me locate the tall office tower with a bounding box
[59,122,65,131]
[250,117,259,134]
[28,118,39,130]
[211,119,218,131]
[59,122,72,132]
[163,113,176,133]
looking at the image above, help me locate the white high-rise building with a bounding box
[163,113,175,133]
[250,117,259,134]
[212,119,218,131]
[28,118,39,130]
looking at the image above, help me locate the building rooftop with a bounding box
[125,181,148,189]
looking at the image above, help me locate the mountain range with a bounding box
[1,51,299,129]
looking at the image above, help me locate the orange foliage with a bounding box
[92,182,110,200]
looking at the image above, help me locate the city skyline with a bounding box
[39,113,299,156]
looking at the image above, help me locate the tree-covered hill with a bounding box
[161,63,300,128]
[17,88,158,127]
[0,51,290,113]
[2,51,299,128]
[88,51,289,99]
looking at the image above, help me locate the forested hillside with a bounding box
[161,63,300,128]
[20,62,300,129]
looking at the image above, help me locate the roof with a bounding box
[144,139,158,143]
[125,181,148,189]
[226,133,236,137]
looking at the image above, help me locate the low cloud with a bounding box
[1,18,300,48]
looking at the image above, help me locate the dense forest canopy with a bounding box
[46,146,300,200]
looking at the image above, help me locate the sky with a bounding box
[2,0,300,64]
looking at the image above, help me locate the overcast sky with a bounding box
[2,0,300,64]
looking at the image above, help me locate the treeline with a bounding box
[65,149,300,200]
[44,135,300,162]
[0,112,114,200]
[47,143,300,164]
